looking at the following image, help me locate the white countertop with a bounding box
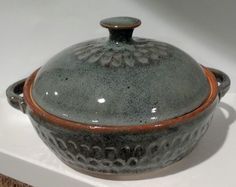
[1,0,236,186]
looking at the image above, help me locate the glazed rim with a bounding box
[24,67,218,133]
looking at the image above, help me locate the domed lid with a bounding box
[31,17,210,126]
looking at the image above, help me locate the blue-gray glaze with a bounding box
[27,96,218,175]
[100,17,141,29]
[32,36,210,126]
[100,17,141,42]
[5,17,231,176]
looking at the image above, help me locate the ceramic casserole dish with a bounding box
[6,17,230,176]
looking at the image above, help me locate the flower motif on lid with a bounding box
[72,38,171,67]
[74,38,170,67]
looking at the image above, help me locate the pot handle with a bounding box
[208,68,230,100]
[6,79,27,113]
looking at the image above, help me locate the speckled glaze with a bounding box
[6,17,231,176]
[31,17,210,125]
[28,98,216,174]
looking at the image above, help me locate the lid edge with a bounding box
[23,67,218,133]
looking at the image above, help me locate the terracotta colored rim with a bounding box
[23,67,218,133]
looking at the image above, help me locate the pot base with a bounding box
[28,107,215,175]
[59,143,197,179]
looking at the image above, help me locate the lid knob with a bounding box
[100,17,141,42]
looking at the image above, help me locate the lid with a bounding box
[32,17,210,126]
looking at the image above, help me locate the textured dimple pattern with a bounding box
[29,108,215,174]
